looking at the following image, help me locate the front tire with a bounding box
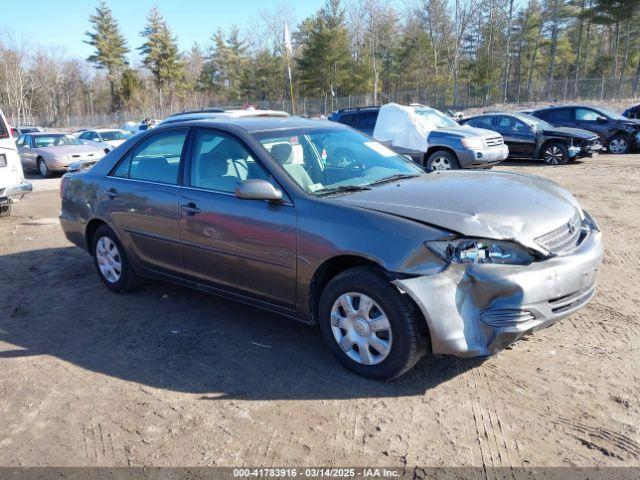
[319,267,422,380]
[541,142,568,165]
[37,158,52,177]
[426,150,461,171]
[608,134,631,154]
[92,224,138,293]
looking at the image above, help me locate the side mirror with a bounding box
[22,144,30,149]
[596,116,607,123]
[235,179,283,202]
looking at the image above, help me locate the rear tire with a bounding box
[426,150,461,171]
[319,267,422,380]
[541,142,568,165]
[92,224,138,293]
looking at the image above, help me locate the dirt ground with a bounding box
[0,156,639,468]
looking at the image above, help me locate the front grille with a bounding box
[484,136,504,147]
[535,213,581,253]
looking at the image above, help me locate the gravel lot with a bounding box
[0,158,639,467]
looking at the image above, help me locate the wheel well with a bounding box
[308,255,384,324]
[423,146,456,166]
[85,218,106,252]
[611,131,631,141]
[539,139,567,154]
[307,255,432,350]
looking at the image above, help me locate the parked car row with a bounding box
[329,104,509,171]
[527,105,640,155]
[15,132,106,177]
[459,112,601,165]
[329,102,639,169]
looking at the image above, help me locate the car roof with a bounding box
[161,109,289,124]
[335,106,380,114]
[159,116,341,133]
[28,132,68,136]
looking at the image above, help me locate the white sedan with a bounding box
[77,129,133,153]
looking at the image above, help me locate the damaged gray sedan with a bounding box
[59,118,603,380]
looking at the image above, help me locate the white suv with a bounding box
[0,110,32,217]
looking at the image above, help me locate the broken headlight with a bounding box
[425,238,535,265]
[581,209,599,232]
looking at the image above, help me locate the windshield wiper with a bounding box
[368,173,421,186]
[315,184,372,196]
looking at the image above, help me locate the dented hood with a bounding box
[336,171,582,252]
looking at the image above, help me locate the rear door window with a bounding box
[541,108,572,122]
[357,111,379,131]
[467,116,494,129]
[338,114,355,126]
[112,129,187,184]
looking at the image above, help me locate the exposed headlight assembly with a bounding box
[426,238,535,265]
[460,137,484,149]
[582,209,599,232]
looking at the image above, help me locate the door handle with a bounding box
[104,188,119,199]
[181,202,201,216]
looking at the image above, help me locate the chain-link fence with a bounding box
[17,75,640,128]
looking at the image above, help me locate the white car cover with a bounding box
[372,103,437,152]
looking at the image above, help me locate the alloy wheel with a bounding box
[95,236,122,283]
[330,292,393,366]
[543,145,564,165]
[430,156,452,170]
[609,137,628,154]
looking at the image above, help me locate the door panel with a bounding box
[179,128,297,307]
[104,128,188,273]
[496,116,536,157]
[179,190,297,306]
[104,178,184,272]
[574,108,610,141]
[18,136,36,170]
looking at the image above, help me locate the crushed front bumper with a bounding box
[394,230,603,357]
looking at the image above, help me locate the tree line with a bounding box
[1,0,639,125]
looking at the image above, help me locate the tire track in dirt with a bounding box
[467,362,523,475]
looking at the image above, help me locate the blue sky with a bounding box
[6,0,323,62]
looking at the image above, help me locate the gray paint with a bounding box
[59,117,603,357]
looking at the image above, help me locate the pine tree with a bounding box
[297,0,352,103]
[138,6,185,90]
[84,0,129,111]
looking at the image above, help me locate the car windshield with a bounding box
[100,130,132,141]
[593,106,626,120]
[253,127,423,195]
[413,107,459,128]
[33,134,82,148]
[516,114,553,129]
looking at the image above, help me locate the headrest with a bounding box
[270,143,293,165]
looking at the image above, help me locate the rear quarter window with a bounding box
[466,116,494,129]
[540,109,572,121]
